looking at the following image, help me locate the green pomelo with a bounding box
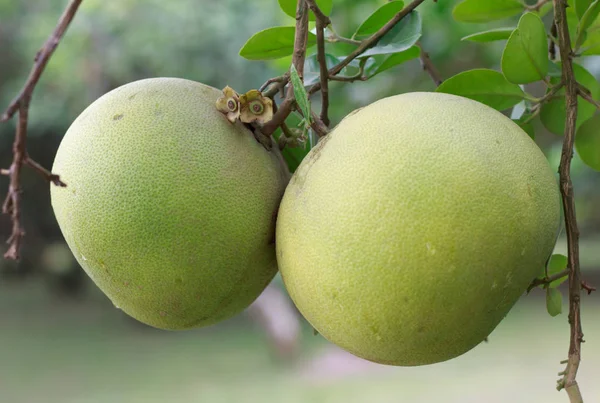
[51,77,289,330]
[276,92,561,366]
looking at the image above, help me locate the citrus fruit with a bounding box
[276,92,561,366]
[51,77,289,330]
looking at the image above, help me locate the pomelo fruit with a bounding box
[276,92,561,366]
[51,77,289,330]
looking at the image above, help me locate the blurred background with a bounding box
[1,0,599,402]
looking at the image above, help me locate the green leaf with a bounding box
[580,9,600,54]
[547,254,569,288]
[290,64,312,124]
[576,0,600,48]
[366,46,420,77]
[360,11,422,57]
[436,69,525,111]
[579,0,600,31]
[501,13,548,84]
[453,0,524,23]
[546,288,563,317]
[278,0,333,21]
[540,63,600,135]
[354,1,405,37]
[576,0,593,19]
[239,27,317,60]
[461,28,515,42]
[575,114,600,170]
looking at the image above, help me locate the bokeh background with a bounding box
[1,0,600,402]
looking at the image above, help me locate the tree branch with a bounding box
[553,0,584,400]
[313,7,330,126]
[1,0,83,122]
[309,0,427,96]
[527,269,569,293]
[262,0,429,137]
[305,0,331,26]
[577,83,600,109]
[416,41,443,86]
[262,0,310,135]
[0,0,80,260]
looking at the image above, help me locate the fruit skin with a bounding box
[51,77,289,330]
[276,92,561,366]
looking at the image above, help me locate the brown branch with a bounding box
[416,41,443,86]
[1,0,83,123]
[260,73,289,95]
[581,281,596,295]
[577,83,600,109]
[314,12,330,126]
[262,0,428,136]
[0,0,81,260]
[25,157,67,187]
[527,269,569,293]
[310,115,329,137]
[305,0,331,26]
[309,0,428,96]
[3,107,28,260]
[262,0,310,136]
[553,0,584,400]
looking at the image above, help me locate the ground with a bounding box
[0,277,599,403]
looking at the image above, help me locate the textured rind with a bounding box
[276,92,561,366]
[51,77,289,330]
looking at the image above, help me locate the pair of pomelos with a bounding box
[50,77,560,366]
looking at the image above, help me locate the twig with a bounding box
[263,0,429,136]
[309,111,329,137]
[581,281,596,295]
[309,0,427,96]
[260,73,289,94]
[262,0,310,136]
[527,269,569,293]
[311,2,331,126]
[25,157,67,187]
[577,83,600,109]
[328,58,369,82]
[1,0,83,123]
[305,0,331,25]
[0,0,81,260]
[553,1,584,401]
[416,41,443,86]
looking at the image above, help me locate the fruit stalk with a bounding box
[0,0,81,259]
[553,0,584,401]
